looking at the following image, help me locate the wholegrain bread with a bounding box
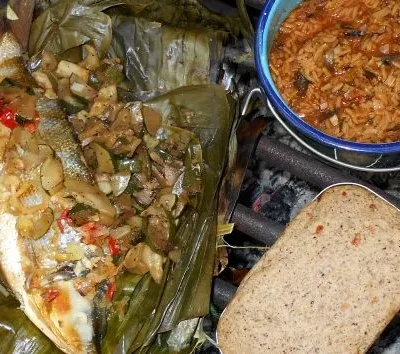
[217,184,400,354]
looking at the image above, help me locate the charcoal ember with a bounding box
[269,120,309,154]
[353,171,396,190]
[260,185,296,224]
[260,201,290,224]
[385,188,400,203]
[288,180,318,220]
[368,313,400,354]
[251,193,270,213]
[227,244,264,269]
[383,174,400,198]
[239,180,264,207]
[258,166,291,191]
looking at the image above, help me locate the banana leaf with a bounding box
[0,287,62,354]
[236,0,255,42]
[28,0,123,56]
[101,84,234,353]
[145,318,203,354]
[109,15,225,99]
[108,0,244,36]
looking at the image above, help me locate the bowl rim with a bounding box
[255,0,400,154]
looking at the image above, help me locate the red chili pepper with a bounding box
[41,289,60,302]
[108,236,120,256]
[57,209,73,233]
[0,108,18,129]
[81,221,97,232]
[106,282,116,301]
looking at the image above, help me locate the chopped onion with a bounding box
[127,216,143,232]
[96,174,112,195]
[6,5,18,20]
[159,194,176,211]
[124,243,149,275]
[98,85,117,102]
[143,135,159,150]
[80,44,101,70]
[142,245,164,284]
[168,248,181,263]
[141,205,164,218]
[64,243,85,261]
[124,243,164,283]
[110,171,131,196]
[111,225,132,240]
[134,189,154,207]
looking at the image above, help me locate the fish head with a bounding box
[0,211,97,354]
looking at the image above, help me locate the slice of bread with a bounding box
[217,184,400,354]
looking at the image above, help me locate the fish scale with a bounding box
[36,97,93,185]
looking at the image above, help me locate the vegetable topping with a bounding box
[0,44,203,299]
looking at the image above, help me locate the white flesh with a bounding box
[0,213,95,354]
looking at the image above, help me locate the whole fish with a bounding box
[0,30,108,354]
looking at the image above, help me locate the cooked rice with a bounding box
[269,0,400,143]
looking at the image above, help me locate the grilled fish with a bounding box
[0,31,107,354]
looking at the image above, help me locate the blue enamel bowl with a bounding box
[255,0,400,171]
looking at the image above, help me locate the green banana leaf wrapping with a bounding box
[29,0,123,56]
[146,318,203,354]
[110,15,225,98]
[0,287,62,354]
[108,0,243,35]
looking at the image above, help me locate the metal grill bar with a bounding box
[213,278,237,310]
[255,136,400,209]
[231,204,284,245]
